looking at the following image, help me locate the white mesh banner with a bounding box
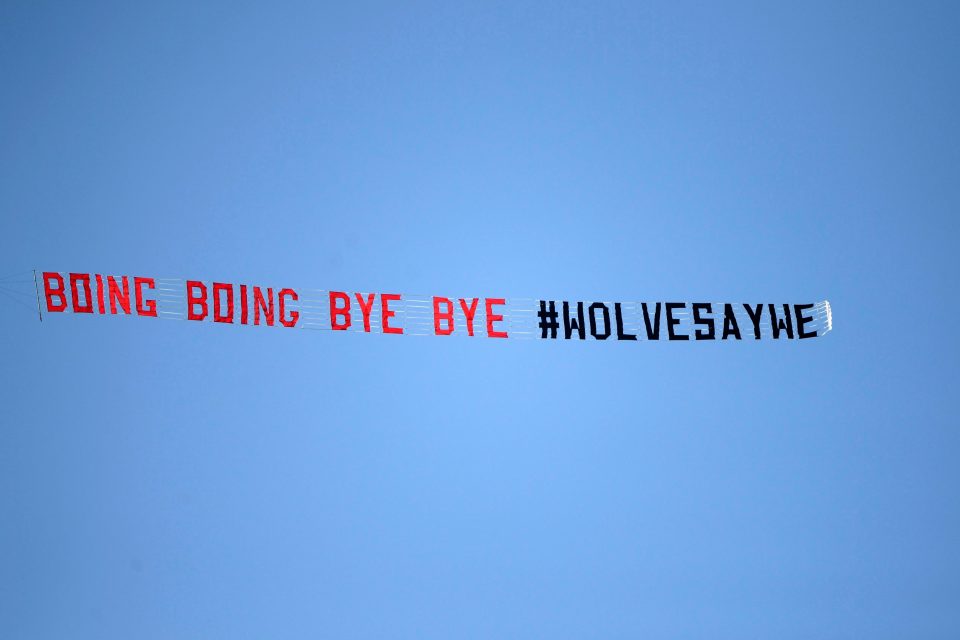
[34,271,833,342]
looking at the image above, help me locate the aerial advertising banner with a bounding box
[35,271,833,342]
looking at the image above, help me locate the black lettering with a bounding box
[588,302,611,340]
[692,303,715,340]
[722,304,742,340]
[744,304,763,340]
[641,303,661,340]
[563,301,586,340]
[794,304,817,339]
[665,302,688,341]
[537,300,559,339]
[769,303,794,339]
[614,303,637,341]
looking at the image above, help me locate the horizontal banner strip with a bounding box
[34,271,833,341]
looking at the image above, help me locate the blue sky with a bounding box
[1,2,958,638]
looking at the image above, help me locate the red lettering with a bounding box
[355,293,376,332]
[381,293,402,335]
[186,281,208,320]
[253,286,274,326]
[95,274,106,314]
[213,282,234,323]
[42,272,67,312]
[485,298,507,338]
[279,288,299,327]
[134,277,157,317]
[70,273,93,313]
[330,291,351,330]
[107,276,131,314]
[240,285,248,324]
[459,298,479,337]
[433,296,454,335]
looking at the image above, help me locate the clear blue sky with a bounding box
[1,2,958,638]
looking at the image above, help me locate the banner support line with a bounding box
[32,269,43,323]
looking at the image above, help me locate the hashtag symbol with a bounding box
[538,300,559,339]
